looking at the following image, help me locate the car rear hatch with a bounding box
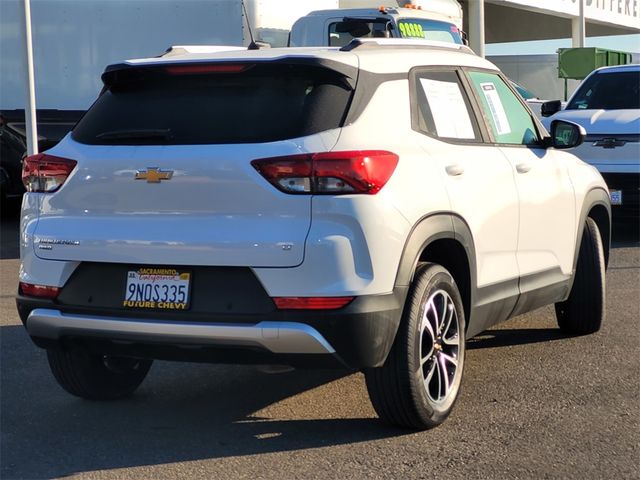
[32,57,357,267]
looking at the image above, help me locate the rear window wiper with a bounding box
[96,129,172,141]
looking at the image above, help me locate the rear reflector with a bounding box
[273,297,354,310]
[252,151,399,195]
[165,64,249,75]
[19,282,61,299]
[22,154,77,193]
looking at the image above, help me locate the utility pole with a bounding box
[571,0,586,47]
[22,0,39,156]
[468,0,485,58]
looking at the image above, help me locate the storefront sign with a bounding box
[490,0,640,30]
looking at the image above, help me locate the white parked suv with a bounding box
[18,39,611,430]
[542,64,640,218]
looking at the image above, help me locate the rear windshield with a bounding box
[72,63,353,145]
[566,70,640,110]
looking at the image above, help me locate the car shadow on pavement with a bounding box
[467,328,567,350]
[611,217,639,248]
[0,325,406,479]
[0,220,19,260]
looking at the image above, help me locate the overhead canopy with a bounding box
[459,0,639,43]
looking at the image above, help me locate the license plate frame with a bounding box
[609,189,623,206]
[123,267,191,310]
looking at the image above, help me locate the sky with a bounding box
[487,34,640,56]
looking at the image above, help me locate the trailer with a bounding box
[0,0,338,203]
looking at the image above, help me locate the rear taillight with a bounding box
[273,296,354,310]
[22,154,77,193]
[19,282,61,299]
[251,150,399,195]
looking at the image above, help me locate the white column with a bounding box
[468,0,485,58]
[571,0,586,47]
[22,0,39,156]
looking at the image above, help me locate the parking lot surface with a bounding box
[1,210,638,480]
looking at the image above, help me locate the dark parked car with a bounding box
[1,110,83,209]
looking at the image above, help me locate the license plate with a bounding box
[609,189,623,206]
[123,268,191,310]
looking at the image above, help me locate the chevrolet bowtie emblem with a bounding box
[135,168,174,183]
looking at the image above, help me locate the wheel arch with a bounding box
[576,188,612,271]
[394,213,476,328]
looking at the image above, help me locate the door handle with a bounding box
[445,164,464,176]
[516,162,532,174]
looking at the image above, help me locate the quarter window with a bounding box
[467,71,539,146]
[414,70,481,141]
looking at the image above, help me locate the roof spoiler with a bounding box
[161,45,247,57]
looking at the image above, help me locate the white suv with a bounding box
[18,39,611,429]
[542,64,640,218]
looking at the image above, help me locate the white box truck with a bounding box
[0,0,338,204]
[290,0,464,47]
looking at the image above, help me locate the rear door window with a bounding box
[73,63,353,145]
[413,69,481,142]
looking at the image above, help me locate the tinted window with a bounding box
[73,64,352,145]
[329,20,390,47]
[414,70,481,141]
[397,19,463,44]
[566,70,640,110]
[468,71,539,145]
[511,81,536,100]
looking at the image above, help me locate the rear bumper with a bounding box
[17,288,407,369]
[26,309,336,354]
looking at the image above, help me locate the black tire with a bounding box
[47,349,152,400]
[365,263,466,430]
[555,217,606,335]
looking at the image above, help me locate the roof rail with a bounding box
[340,38,474,54]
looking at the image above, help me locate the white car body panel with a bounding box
[498,146,577,277]
[415,139,520,288]
[31,131,340,267]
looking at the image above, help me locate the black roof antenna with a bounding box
[242,0,269,50]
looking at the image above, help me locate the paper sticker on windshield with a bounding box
[420,78,475,140]
[480,82,511,136]
[399,22,425,38]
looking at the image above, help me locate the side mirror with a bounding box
[541,100,562,117]
[461,30,469,46]
[550,120,586,150]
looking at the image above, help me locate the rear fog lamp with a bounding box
[19,282,61,299]
[273,296,354,310]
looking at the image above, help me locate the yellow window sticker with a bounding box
[399,22,425,38]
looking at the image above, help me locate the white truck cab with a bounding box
[289,3,464,47]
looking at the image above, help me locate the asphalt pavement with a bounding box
[1,205,638,480]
